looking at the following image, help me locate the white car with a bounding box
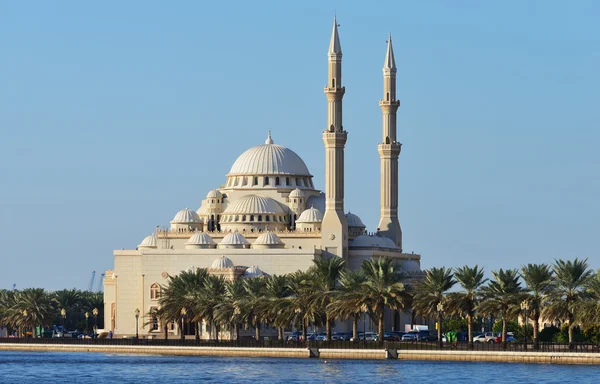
[473,334,487,343]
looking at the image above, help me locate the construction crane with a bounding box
[95,273,105,292]
[88,271,96,292]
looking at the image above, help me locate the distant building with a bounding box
[104,17,424,338]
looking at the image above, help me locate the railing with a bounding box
[1,337,598,353]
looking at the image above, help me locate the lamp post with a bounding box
[180,307,187,342]
[520,300,529,351]
[22,309,28,338]
[135,308,140,339]
[437,302,444,349]
[85,312,89,335]
[60,308,66,335]
[92,308,99,336]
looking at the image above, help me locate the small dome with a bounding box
[228,134,312,176]
[244,265,264,278]
[138,234,157,248]
[350,235,399,249]
[171,208,202,223]
[206,189,222,198]
[223,195,286,215]
[220,231,250,246]
[346,212,366,228]
[296,207,323,223]
[211,256,234,269]
[254,232,284,245]
[289,188,305,198]
[401,259,421,274]
[185,232,216,245]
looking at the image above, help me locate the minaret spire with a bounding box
[322,15,348,260]
[377,33,403,249]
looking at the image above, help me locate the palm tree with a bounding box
[305,255,345,341]
[0,290,17,335]
[328,269,366,341]
[521,263,553,350]
[215,279,247,341]
[543,258,593,349]
[479,269,525,350]
[242,277,267,340]
[447,265,487,350]
[580,269,600,329]
[283,270,318,341]
[13,288,54,338]
[145,306,170,339]
[159,268,208,340]
[262,275,291,340]
[361,257,410,342]
[194,275,226,340]
[413,267,455,347]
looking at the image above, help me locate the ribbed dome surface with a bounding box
[401,259,421,273]
[244,265,264,278]
[350,235,399,249]
[289,188,305,198]
[171,208,202,223]
[254,232,284,245]
[220,231,250,245]
[185,232,216,245]
[138,234,157,248]
[228,135,311,176]
[223,195,286,215]
[206,189,222,198]
[296,207,323,223]
[211,256,234,269]
[346,212,366,228]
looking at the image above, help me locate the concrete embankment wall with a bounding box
[2,344,600,364]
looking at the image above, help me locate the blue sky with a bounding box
[0,1,598,290]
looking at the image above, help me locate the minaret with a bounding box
[321,16,348,259]
[377,34,403,249]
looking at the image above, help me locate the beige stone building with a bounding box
[104,18,424,338]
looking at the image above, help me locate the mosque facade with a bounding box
[103,18,424,338]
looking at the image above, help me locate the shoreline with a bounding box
[1,343,600,364]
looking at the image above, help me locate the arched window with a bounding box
[253,177,258,186]
[212,199,215,204]
[275,177,280,185]
[387,92,390,101]
[265,215,269,222]
[250,215,254,221]
[150,306,159,330]
[293,198,296,203]
[286,177,290,186]
[385,136,390,144]
[235,215,239,222]
[242,215,247,221]
[150,283,160,300]
[258,215,262,221]
[332,78,335,87]
[295,178,300,186]
[265,176,269,185]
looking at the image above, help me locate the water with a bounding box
[0,351,599,383]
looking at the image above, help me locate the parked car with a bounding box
[333,332,352,341]
[315,333,327,341]
[383,333,401,341]
[494,335,517,343]
[483,332,500,343]
[473,334,487,343]
[402,333,418,341]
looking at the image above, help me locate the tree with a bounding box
[447,265,487,350]
[262,275,291,340]
[194,275,226,340]
[580,269,600,329]
[214,279,247,341]
[305,255,346,341]
[361,257,410,342]
[479,269,525,350]
[328,269,366,341]
[242,277,267,340]
[13,288,54,338]
[543,258,593,349]
[413,267,456,348]
[520,263,553,349]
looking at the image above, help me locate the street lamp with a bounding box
[60,308,66,334]
[520,300,529,351]
[92,308,99,335]
[85,312,89,335]
[135,308,140,339]
[437,302,444,349]
[22,309,28,338]
[180,307,187,341]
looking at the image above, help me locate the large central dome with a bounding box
[228,133,312,176]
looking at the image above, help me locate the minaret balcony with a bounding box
[378,143,401,157]
[324,86,346,96]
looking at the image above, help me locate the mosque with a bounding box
[103,18,424,338]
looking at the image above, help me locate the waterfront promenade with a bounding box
[1,339,600,365]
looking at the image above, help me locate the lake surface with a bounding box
[0,351,599,383]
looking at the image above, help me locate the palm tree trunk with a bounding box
[378,311,384,342]
[568,313,574,350]
[352,313,358,341]
[164,325,168,340]
[302,317,307,342]
[180,318,185,341]
[467,313,473,350]
[326,313,331,341]
[502,314,507,351]
[533,314,539,350]
[437,313,442,349]
[195,322,200,341]
[235,322,240,341]
[255,316,260,341]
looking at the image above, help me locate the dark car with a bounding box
[383,333,401,341]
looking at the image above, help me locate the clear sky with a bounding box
[1,1,598,291]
